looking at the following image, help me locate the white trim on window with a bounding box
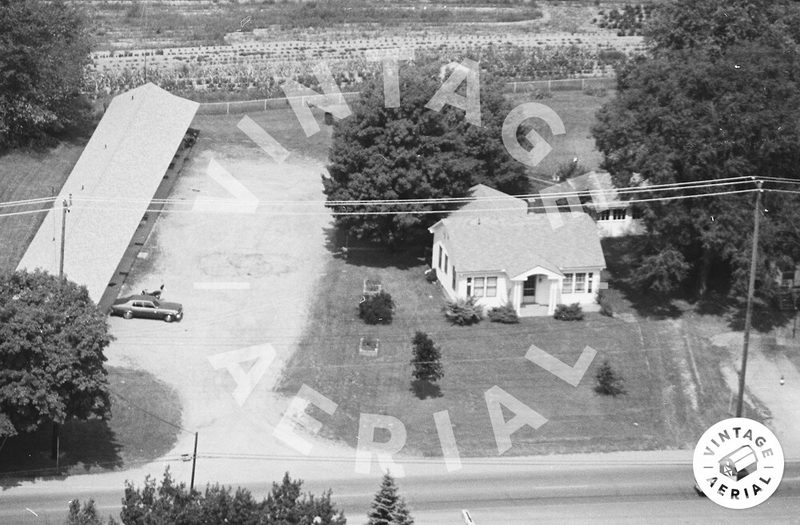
[486,276,497,297]
[563,274,573,294]
[575,273,586,293]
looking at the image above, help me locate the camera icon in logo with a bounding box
[719,444,758,481]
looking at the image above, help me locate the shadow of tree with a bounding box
[409,380,443,400]
[726,302,795,332]
[323,226,428,270]
[600,237,683,319]
[0,419,122,489]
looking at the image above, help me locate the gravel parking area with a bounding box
[103,110,354,485]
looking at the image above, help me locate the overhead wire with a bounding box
[0,187,764,219]
[0,176,759,211]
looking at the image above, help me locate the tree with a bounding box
[645,0,800,56]
[366,473,413,525]
[359,291,395,325]
[324,61,530,246]
[410,331,443,384]
[117,469,346,524]
[593,0,800,297]
[0,270,111,438]
[0,0,94,149]
[66,499,114,525]
[595,360,626,397]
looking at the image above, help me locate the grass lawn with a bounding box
[0,142,86,273]
[191,106,333,164]
[0,367,181,481]
[507,90,612,184]
[278,248,733,457]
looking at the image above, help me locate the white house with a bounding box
[562,170,646,238]
[428,185,606,317]
[595,201,646,237]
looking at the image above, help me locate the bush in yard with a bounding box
[554,303,584,321]
[595,360,626,396]
[597,290,613,317]
[425,268,437,283]
[487,302,519,324]
[444,296,483,326]
[359,290,394,325]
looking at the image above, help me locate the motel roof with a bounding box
[17,83,198,302]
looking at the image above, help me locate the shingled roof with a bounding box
[431,184,606,278]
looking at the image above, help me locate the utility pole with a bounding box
[53,197,71,466]
[58,198,69,279]
[190,432,198,491]
[736,180,763,417]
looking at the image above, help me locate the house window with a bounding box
[473,277,485,297]
[575,273,586,293]
[563,273,573,294]
[486,277,497,297]
[452,267,456,290]
[598,210,610,221]
[438,246,443,270]
[587,272,594,293]
[466,277,472,296]
[612,208,627,220]
[444,254,449,274]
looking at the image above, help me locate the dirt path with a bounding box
[713,332,800,459]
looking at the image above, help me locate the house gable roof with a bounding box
[438,185,606,279]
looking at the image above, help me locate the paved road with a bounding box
[3,461,798,524]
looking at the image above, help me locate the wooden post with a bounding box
[59,199,68,279]
[190,432,198,491]
[736,181,763,417]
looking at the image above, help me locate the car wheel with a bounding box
[123,311,133,320]
[164,314,173,323]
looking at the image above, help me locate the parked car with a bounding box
[109,294,183,322]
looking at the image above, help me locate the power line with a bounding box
[0,187,763,219]
[0,176,759,211]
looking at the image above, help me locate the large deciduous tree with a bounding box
[593,0,800,296]
[0,270,111,437]
[324,62,530,247]
[0,0,94,149]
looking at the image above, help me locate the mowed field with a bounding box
[0,143,86,273]
[509,89,612,182]
[277,250,735,458]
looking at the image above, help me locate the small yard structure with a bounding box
[429,184,606,317]
[359,336,379,357]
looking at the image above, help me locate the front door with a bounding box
[522,276,537,304]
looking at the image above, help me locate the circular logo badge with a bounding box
[693,418,784,509]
